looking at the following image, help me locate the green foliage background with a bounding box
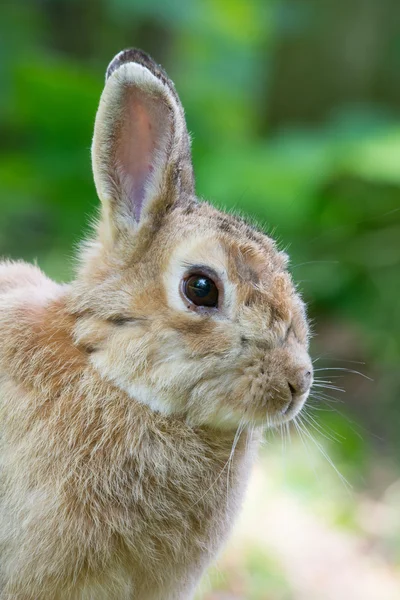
[0,0,399,596]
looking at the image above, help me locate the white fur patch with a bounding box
[123,381,173,415]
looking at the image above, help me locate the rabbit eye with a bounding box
[182,274,219,308]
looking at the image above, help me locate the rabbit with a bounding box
[0,49,313,600]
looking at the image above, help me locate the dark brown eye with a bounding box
[183,274,219,308]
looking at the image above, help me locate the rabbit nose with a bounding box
[288,368,312,398]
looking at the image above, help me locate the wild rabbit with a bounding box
[0,49,312,599]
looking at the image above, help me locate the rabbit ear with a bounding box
[92,49,194,244]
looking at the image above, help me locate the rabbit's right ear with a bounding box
[92,49,195,246]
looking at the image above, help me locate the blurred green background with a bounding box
[1,1,399,598]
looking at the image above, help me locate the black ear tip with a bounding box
[106,48,159,81]
[105,48,180,104]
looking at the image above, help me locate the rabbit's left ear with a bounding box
[92,49,194,244]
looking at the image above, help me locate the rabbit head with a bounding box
[71,49,312,429]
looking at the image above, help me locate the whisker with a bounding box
[313,357,366,365]
[191,420,246,509]
[292,417,321,483]
[301,411,345,444]
[226,417,246,506]
[297,415,352,492]
[291,260,339,269]
[309,392,345,405]
[313,367,373,381]
[313,383,346,393]
[306,403,335,413]
[313,376,345,382]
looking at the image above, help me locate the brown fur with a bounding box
[0,50,312,599]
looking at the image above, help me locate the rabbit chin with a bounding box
[103,376,307,431]
[190,391,310,430]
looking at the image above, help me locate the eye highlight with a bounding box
[182,273,219,308]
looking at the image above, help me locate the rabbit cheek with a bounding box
[90,324,193,416]
[224,333,310,427]
[169,315,234,357]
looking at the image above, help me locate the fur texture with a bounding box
[0,50,312,599]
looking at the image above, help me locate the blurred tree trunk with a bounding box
[265,0,400,131]
[42,0,172,69]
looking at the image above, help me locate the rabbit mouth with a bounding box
[255,381,311,425]
[281,397,295,416]
[241,393,307,429]
[276,390,309,422]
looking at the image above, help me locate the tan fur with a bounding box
[0,50,312,599]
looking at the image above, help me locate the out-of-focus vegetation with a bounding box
[1,0,399,598]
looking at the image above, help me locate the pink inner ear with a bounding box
[115,87,170,222]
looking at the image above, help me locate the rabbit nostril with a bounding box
[288,382,296,397]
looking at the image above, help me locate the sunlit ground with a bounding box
[196,431,400,600]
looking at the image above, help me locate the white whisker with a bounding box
[297,414,352,492]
